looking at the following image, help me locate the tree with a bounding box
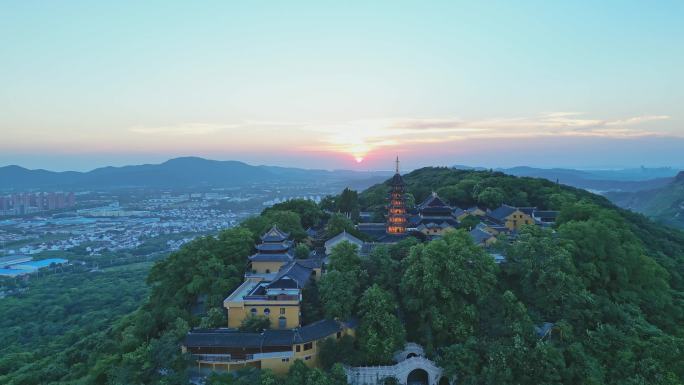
[319,270,359,319]
[294,243,311,259]
[327,241,362,274]
[338,188,360,220]
[200,307,226,328]
[504,226,591,322]
[357,285,406,364]
[285,360,310,385]
[325,213,362,239]
[458,215,481,230]
[263,199,324,229]
[477,187,505,208]
[241,210,307,241]
[318,335,359,369]
[305,368,332,385]
[437,185,471,206]
[401,230,497,348]
[301,279,324,325]
[363,245,398,293]
[239,315,270,332]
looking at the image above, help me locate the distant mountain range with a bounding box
[0,157,391,191]
[453,165,679,193]
[605,172,684,228]
[2,157,680,195]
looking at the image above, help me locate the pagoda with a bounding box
[386,156,408,235]
[248,225,294,274]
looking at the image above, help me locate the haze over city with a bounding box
[2,1,683,171]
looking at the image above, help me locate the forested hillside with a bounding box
[1,167,683,385]
[606,171,684,229]
[0,263,151,384]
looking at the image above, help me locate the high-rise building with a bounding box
[0,192,76,215]
[386,156,408,235]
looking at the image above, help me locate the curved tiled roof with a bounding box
[390,172,405,187]
[417,192,449,210]
[261,225,290,242]
[184,319,350,348]
[268,260,314,289]
[487,204,518,221]
[248,252,293,262]
[256,242,292,252]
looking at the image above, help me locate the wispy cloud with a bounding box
[129,123,237,136]
[124,113,675,161]
[128,120,306,136]
[302,112,674,159]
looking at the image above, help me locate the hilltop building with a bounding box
[483,204,558,232]
[386,157,408,235]
[408,192,460,237]
[485,204,535,231]
[184,319,356,375]
[324,230,363,255]
[184,225,352,375]
[248,225,294,275]
[225,225,321,329]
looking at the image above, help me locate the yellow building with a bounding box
[225,259,321,329]
[486,204,534,231]
[185,224,351,376]
[183,319,356,375]
[225,225,323,330]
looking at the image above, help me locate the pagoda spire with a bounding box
[387,157,407,235]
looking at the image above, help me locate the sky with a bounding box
[1,0,683,172]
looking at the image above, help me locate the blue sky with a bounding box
[1,1,682,171]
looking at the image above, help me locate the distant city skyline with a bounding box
[1,1,683,171]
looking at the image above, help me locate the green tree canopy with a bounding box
[401,230,498,349]
[357,284,406,364]
[263,199,324,229]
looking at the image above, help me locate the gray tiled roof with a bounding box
[184,329,262,348]
[261,225,290,242]
[487,204,518,222]
[268,260,314,289]
[248,252,293,262]
[324,231,363,247]
[469,228,494,244]
[417,192,449,210]
[184,319,352,349]
[390,172,405,186]
[256,242,292,252]
[295,319,342,343]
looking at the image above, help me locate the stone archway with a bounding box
[407,368,429,385]
[346,344,453,385]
